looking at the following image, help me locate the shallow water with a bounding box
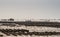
[0,25,60,37]
[2,35,60,37]
[0,26,60,32]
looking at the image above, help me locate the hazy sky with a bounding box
[0,0,60,19]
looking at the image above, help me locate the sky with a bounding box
[0,0,60,19]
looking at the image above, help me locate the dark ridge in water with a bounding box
[0,21,60,28]
[0,29,60,36]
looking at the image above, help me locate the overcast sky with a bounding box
[0,0,60,19]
